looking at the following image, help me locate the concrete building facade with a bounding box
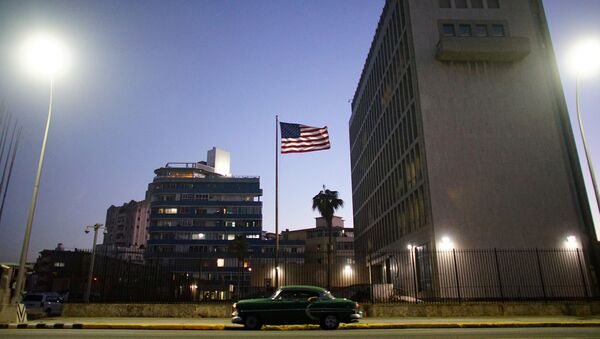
[103,200,150,250]
[350,0,595,255]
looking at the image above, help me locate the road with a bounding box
[2,328,600,338]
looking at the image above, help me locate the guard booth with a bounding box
[0,263,27,323]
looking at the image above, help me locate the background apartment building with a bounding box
[349,0,597,299]
[104,200,150,250]
[145,147,303,299]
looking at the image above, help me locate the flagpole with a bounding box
[275,115,279,289]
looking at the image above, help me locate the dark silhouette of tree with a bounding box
[312,185,344,291]
[228,234,249,298]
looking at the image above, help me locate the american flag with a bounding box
[280,122,330,154]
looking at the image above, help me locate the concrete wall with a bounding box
[63,302,600,318]
[63,303,230,318]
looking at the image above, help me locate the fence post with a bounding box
[576,248,589,299]
[411,249,418,303]
[494,248,504,301]
[535,248,547,301]
[452,249,461,303]
[368,254,373,304]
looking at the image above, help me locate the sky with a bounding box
[0,0,599,263]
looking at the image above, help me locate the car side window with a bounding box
[277,290,297,300]
[297,290,320,300]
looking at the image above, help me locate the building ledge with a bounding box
[436,36,530,62]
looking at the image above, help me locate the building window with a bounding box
[227,234,235,240]
[491,24,505,36]
[471,0,484,8]
[455,0,467,8]
[474,24,488,37]
[438,0,451,8]
[53,262,65,267]
[158,208,177,214]
[487,0,499,8]
[458,24,472,37]
[192,233,205,240]
[217,258,225,267]
[442,24,455,37]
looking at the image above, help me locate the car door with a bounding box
[295,289,321,324]
[267,289,299,324]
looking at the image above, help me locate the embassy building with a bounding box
[350,0,596,258]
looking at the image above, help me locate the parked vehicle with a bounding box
[231,285,362,330]
[22,293,63,316]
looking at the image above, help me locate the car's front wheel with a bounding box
[243,314,262,330]
[320,314,339,330]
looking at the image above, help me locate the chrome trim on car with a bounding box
[231,316,243,324]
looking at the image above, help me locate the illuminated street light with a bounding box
[568,39,600,218]
[569,39,600,77]
[11,32,70,305]
[565,235,578,249]
[439,236,454,251]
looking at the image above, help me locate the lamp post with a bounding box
[11,33,70,304]
[84,223,105,303]
[569,39,600,215]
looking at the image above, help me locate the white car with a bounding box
[22,293,63,316]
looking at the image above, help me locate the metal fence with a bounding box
[71,248,595,303]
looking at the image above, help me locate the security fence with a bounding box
[37,247,596,303]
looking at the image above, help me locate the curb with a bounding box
[2,321,600,330]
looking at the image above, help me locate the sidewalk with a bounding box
[3,316,600,330]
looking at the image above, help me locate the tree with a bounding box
[228,234,249,299]
[312,185,344,291]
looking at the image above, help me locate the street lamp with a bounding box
[568,38,600,216]
[84,223,105,303]
[11,32,71,304]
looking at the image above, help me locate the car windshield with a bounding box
[23,295,43,302]
[270,289,282,299]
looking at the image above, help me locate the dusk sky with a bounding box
[0,0,599,262]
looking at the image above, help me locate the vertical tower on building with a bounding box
[350,0,595,256]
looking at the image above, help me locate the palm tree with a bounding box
[312,185,344,291]
[228,235,249,299]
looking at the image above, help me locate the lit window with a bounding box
[217,258,225,267]
[459,24,472,37]
[474,24,488,37]
[227,234,235,240]
[53,262,65,267]
[491,24,505,37]
[159,208,177,214]
[192,233,205,240]
[442,24,455,37]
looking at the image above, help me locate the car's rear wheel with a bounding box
[320,314,339,330]
[243,314,262,330]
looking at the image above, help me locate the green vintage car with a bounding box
[231,285,362,330]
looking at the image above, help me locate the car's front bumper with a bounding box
[348,312,362,323]
[231,316,243,324]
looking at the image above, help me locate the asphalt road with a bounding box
[2,328,600,338]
